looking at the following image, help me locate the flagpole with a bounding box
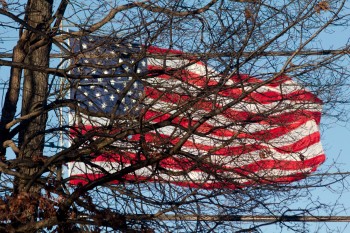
[57,19,66,181]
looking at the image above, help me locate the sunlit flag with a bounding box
[68,37,325,189]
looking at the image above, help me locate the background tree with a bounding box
[0,0,349,232]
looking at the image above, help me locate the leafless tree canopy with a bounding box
[0,0,349,232]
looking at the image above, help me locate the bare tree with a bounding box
[0,0,349,232]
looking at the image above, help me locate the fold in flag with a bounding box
[68,37,325,189]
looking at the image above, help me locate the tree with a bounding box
[0,0,349,232]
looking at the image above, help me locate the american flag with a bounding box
[68,37,325,189]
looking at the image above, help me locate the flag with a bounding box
[68,37,325,189]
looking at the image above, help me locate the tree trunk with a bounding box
[13,0,53,228]
[16,0,52,188]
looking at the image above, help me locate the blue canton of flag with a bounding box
[69,36,146,115]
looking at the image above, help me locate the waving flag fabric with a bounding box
[68,37,325,189]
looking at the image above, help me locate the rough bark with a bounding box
[17,0,52,189]
[10,0,53,230]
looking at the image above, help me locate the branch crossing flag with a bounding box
[68,37,325,189]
